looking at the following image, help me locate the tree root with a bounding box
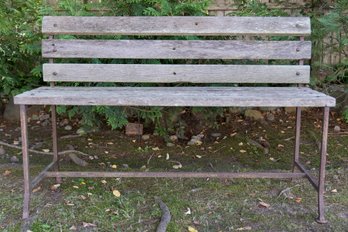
[155,197,171,232]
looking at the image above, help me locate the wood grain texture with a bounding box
[14,87,336,107]
[42,16,311,36]
[43,64,310,84]
[42,39,311,60]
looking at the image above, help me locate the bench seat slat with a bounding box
[14,87,336,107]
[42,40,311,60]
[42,16,311,36]
[43,64,310,84]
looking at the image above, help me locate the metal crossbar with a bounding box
[19,104,330,224]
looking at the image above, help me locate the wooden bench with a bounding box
[14,16,335,223]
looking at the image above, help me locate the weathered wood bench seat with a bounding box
[14,16,335,223]
[16,86,334,107]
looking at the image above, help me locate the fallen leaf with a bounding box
[239,149,247,153]
[230,132,237,137]
[166,153,170,160]
[32,186,41,193]
[69,225,77,231]
[51,184,60,191]
[42,149,50,152]
[236,226,252,231]
[80,181,86,185]
[195,140,202,146]
[104,151,109,154]
[152,147,160,151]
[111,164,117,169]
[295,197,302,203]
[113,190,121,197]
[73,186,79,189]
[132,139,136,143]
[331,189,338,193]
[184,207,191,215]
[258,200,270,208]
[87,192,92,196]
[80,195,87,200]
[173,163,182,169]
[82,222,96,228]
[280,131,285,134]
[238,142,243,146]
[188,226,198,232]
[195,155,202,159]
[277,144,284,148]
[101,180,107,184]
[107,142,113,145]
[3,170,11,176]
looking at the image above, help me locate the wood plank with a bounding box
[43,64,310,83]
[42,40,311,60]
[14,87,336,107]
[42,16,311,36]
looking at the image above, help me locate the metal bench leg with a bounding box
[292,107,301,178]
[20,105,30,219]
[51,105,61,184]
[316,107,329,224]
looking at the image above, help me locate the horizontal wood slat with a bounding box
[42,16,311,36]
[14,87,336,107]
[43,64,310,84]
[42,40,311,60]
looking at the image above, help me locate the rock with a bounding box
[10,156,19,163]
[244,109,264,121]
[39,114,50,121]
[76,128,87,135]
[59,118,69,127]
[211,132,222,138]
[125,123,143,136]
[284,107,296,113]
[169,135,178,142]
[41,120,50,127]
[3,97,20,121]
[141,134,150,141]
[266,113,275,122]
[228,107,244,114]
[0,147,6,156]
[66,144,75,150]
[166,142,175,147]
[334,125,341,133]
[259,107,278,112]
[64,125,72,131]
[31,114,39,121]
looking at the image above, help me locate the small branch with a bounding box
[155,197,171,232]
[0,140,90,157]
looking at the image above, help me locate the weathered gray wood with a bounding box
[43,64,310,84]
[14,87,336,107]
[42,16,311,36]
[42,40,311,60]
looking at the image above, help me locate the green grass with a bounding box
[0,110,347,231]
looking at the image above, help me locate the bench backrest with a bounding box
[42,16,311,84]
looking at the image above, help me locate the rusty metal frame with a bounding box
[20,104,331,223]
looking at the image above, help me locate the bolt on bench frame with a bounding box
[15,16,335,223]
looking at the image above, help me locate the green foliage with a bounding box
[0,0,46,96]
[312,0,348,84]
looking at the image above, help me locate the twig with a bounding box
[154,197,171,232]
[147,154,154,165]
[0,140,89,157]
[60,134,82,139]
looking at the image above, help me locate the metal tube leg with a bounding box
[20,105,30,219]
[51,105,61,184]
[316,107,329,224]
[292,107,302,177]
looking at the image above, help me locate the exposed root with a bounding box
[155,197,171,232]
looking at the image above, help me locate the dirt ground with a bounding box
[0,108,347,232]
